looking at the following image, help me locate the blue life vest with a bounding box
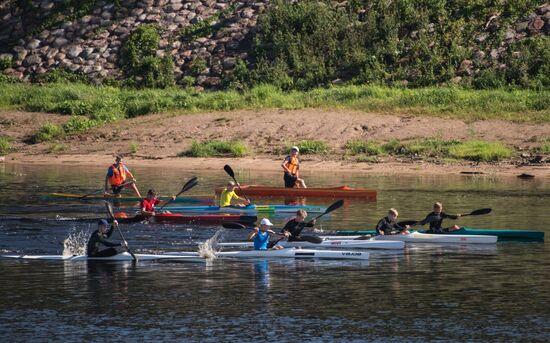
[254,231,270,250]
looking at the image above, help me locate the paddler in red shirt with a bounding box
[141,189,176,216]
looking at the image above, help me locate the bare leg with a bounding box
[296,178,307,188]
[129,182,142,198]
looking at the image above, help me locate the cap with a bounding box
[98,219,109,226]
[291,146,299,152]
[260,218,273,226]
[228,181,235,186]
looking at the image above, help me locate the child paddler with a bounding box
[418,202,461,233]
[219,181,250,207]
[281,209,316,241]
[104,155,142,198]
[140,189,176,217]
[375,208,410,235]
[86,219,127,257]
[247,218,287,250]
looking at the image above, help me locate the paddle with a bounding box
[397,208,492,227]
[221,223,323,244]
[105,201,137,262]
[223,164,251,203]
[78,181,133,200]
[159,177,199,210]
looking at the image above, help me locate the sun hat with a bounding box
[291,146,299,152]
[97,219,109,226]
[260,218,273,226]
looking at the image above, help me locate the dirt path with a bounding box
[1,109,549,177]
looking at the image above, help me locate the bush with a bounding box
[448,141,512,162]
[0,136,10,155]
[286,140,329,154]
[121,24,174,88]
[537,139,550,154]
[345,140,382,156]
[33,122,64,143]
[0,56,13,70]
[130,142,139,154]
[48,143,67,153]
[181,140,248,157]
[62,116,96,133]
[40,69,90,84]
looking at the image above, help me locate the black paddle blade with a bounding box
[222,222,246,230]
[300,235,323,244]
[223,164,235,178]
[469,208,492,216]
[240,216,258,224]
[180,176,198,193]
[104,201,115,220]
[397,220,418,227]
[325,200,344,214]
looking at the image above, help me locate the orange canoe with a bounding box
[214,185,376,200]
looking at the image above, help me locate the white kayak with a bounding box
[371,231,497,244]
[218,239,404,250]
[168,248,369,260]
[1,252,206,262]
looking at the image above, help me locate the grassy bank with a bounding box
[1,83,549,137]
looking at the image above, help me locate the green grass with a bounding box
[33,122,64,143]
[130,142,139,154]
[538,139,550,154]
[345,138,513,162]
[448,141,513,162]
[180,140,248,157]
[0,136,11,155]
[47,143,67,153]
[286,140,329,155]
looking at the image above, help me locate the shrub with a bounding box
[286,140,329,154]
[448,141,513,162]
[121,24,174,88]
[48,143,67,153]
[181,140,248,157]
[33,122,64,143]
[0,136,10,155]
[62,116,96,133]
[0,56,13,70]
[537,139,550,154]
[40,69,90,84]
[345,140,382,156]
[130,142,139,154]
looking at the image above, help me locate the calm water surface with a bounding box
[0,163,549,342]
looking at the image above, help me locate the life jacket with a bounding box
[284,155,299,175]
[108,163,127,186]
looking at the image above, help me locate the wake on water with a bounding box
[198,230,223,259]
[62,228,90,256]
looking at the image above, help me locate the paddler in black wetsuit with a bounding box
[375,208,410,235]
[86,219,127,257]
[418,202,461,233]
[281,209,316,241]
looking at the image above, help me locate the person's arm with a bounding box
[247,227,259,240]
[281,157,291,174]
[442,212,460,220]
[305,220,315,227]
[104,172,110,194]
[268,229,286,238]
[419,214,437,226]
[375,218,386,235]
[158,196,176,207]
[125,166,136,182]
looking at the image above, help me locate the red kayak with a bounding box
[115,213,257,225]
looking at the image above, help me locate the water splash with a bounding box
[198,230,222,259]
[62,228,89,256]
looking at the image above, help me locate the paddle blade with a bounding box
[223,165,235,178]
[104,201,115,220]
[239,216,258,224]
[468,208,492,216]
[222,222,246,230]
[325,200,344,214]
[300,235,323,244]
[179,176,198,194]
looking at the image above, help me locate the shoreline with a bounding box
[3,153,549,178]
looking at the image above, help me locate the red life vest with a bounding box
[108,163,127,186]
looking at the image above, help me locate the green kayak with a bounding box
[335,227,544,242]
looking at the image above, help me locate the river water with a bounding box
[0,163,549,342]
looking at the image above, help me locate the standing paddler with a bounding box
[281,146,307,188]
[104,155,142,198]
[418,202,461,233]
[86,219,128,257]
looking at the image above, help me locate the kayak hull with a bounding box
[46,193,212,204]
[2,252,206,262]
[160,204,326,214]
[215,185,376,200]
[116,213,257,225]
[372,232,497,244]
[170,248,369,260]
[334,227,544,242]
[218,240,404,250]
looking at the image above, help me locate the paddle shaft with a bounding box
[104,202,137,261]
[159,177,198,210]
[79,181,134,200]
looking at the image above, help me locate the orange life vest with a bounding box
[108,163,127,186]
[284,156,299,175]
